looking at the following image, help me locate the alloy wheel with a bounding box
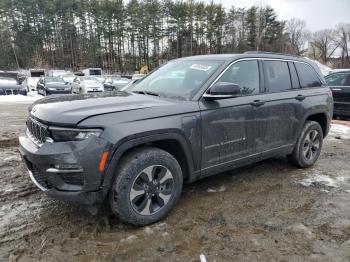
[302,129,321,161]
[129,165,174,216]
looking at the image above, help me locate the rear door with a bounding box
[262,60,304,152]
[199,59,270,175]
[325,72,350,116]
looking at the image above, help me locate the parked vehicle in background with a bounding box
[61,73,76,84]
[325,70,350,117]
[0,76,27,95]
[103,75,131,91]
[131,74,145,81]
[95,75,105,84]
[19,53,332,226]
[0,71,26,84]
[71,76,104,94]
[82,68,103,76]
[47,70,69,77]
[26,69,45,91]
[37,76,71,96]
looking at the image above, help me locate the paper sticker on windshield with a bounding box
[190,64,212,71]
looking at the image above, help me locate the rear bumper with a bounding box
[19,133,110,205]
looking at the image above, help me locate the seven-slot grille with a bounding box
[26,117,49,145]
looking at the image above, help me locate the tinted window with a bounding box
[295,63,322,88]
[325,73,350,86]
[264,61,291,92]
[217,60,260,96]
[288,62,300,89]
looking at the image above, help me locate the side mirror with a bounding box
[203,82,240,100]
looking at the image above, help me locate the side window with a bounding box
[264,60,291,92]
[325,73,349,86]
[288,62,300,89]
[295,62,322,88]
[217,60,260,96]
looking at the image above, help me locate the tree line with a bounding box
[0,0,349,72]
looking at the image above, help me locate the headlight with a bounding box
[48,87,56,91]
[49,127,102,142]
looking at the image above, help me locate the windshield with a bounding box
[46,77,65,84]
[80,76,98,82]
[131,60,223,100]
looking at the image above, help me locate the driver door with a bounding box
[199,59,269,176]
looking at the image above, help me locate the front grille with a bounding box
[60,173,84,185]
[32,165,52,189]
[26,117,49,145]
[23,157,52,190]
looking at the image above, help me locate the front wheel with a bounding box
[109,147,183,226]
[288,120,323,168]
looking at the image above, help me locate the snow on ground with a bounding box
[299,173,346,189]
[0,91,42,104]
[329,124,350,139]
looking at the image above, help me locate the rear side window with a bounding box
[325,73,350,86]
[217,60,260,96]
[264,61,291,92]
[295,62,322,88]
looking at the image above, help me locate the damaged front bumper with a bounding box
[19,132,110,206]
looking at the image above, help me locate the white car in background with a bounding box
[71,76,104,94]
[61,73,76,84]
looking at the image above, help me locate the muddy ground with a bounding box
[0,103,350,262]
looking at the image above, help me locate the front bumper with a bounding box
[19,133,110,205]
[46,89,71,95]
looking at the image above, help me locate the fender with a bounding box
[101,130,198,191]
[296,109,330,142]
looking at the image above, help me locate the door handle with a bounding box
[295,94,306,101]
[251,100,265,107]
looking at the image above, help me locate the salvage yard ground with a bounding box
[0,103,350,261]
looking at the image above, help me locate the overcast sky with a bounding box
[209,0,350,32]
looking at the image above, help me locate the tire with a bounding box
[288,120,323,168]
[109,147,183,226]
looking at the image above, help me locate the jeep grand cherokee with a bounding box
[19,53,333,225]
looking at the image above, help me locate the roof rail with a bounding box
[244,51,300,58]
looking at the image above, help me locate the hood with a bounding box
[45,82,69,89]
[81,80,103,88]
[29,91,176,125]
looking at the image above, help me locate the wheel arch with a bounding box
[304,111,329,137]
[102,131,197,191]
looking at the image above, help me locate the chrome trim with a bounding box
[46,168,84,173]
[26,128,42,147]
[202,144,294,171]
[203,93,237,100]
[202,57,324,98]
[28,170,48,191]
[48,126,102,132]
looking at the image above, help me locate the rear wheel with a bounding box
[288,120,323,168]
[109,147,183,225]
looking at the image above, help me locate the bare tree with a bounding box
[335,23,350,67]
[310,29,339,64]
[286,18,310,55]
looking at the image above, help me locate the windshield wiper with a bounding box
[133,90,160,97]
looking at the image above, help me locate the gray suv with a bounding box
[19,52,333,225]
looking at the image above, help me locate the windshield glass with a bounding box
[80,76,98,82]
[46,77,65,84]
[131,60,223,100]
